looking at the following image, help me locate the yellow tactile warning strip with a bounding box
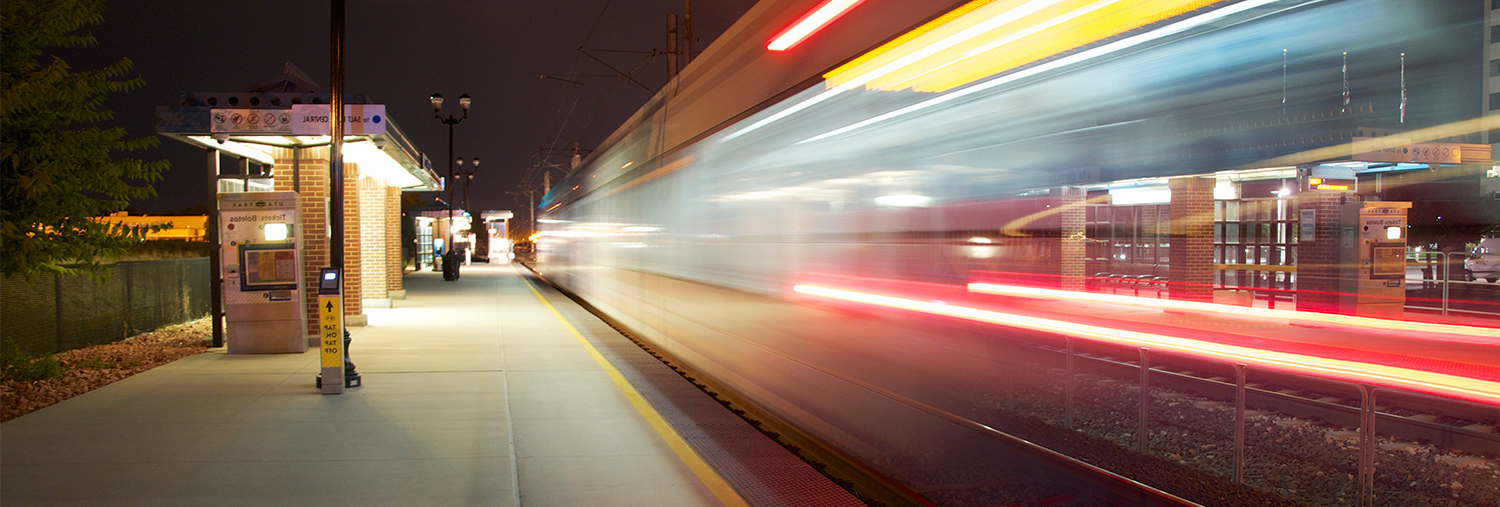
[517,266,750,507]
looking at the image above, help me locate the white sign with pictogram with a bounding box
[210,109,294,134]
[1351,137,1463,164]
[291,104,386,135]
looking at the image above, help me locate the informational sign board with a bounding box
[317,267,345,395]
[319,295,343,368]
[291,104,386,135]
[1409,144,1462,164]
[209,105,386,135]
[1299,210,1316,242]
[210,109,294,134]
[1351,137,1462,164]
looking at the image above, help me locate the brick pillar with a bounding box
[1295,191,1346,313]
[386,186,403,291]
[272,147,329,339]
[1058,186,1086,291]
[1168,177,1214,302]
[358,176,387,302]
[342,164,364,325]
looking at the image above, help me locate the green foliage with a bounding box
[0,342,64,381]
[1,0,169,279]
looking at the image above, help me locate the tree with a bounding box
[1,0,168,278]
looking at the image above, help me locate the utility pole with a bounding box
[667,14,679,78]
[682,0,694,65]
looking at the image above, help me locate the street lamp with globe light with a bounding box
[430,93,470,280]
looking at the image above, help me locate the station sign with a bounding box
[291,104,386,135]
[209,104,386,136]
[210,109,293,134]
[1350,137,1462,164]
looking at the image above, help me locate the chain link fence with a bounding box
[2,258,210,357]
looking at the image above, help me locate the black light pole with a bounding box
[456,157,478,266]
[462,157,478,212]
[430,93,470,281]
[331,3,346,287]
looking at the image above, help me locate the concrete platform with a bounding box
[1,264,854,507]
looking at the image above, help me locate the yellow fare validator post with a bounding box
[316,268,345,394]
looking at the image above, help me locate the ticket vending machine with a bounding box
[218,192,307,353]
[1337,201,1411,318]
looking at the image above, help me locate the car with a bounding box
[1465,237,1500,283]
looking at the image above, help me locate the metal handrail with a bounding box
[1411,251,1474,316]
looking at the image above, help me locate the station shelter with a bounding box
[155,66,440,343]
[1037,131,1493,317]
[413,208,470,269]
[482,210,513,262]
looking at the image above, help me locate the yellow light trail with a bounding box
[825,0,1225,93]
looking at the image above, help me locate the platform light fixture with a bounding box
[342,140,423,188]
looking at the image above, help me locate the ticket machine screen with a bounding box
[240,244,298,290]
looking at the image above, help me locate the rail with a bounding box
[1409,251,1497,318]
[1100,259,1497,317]
[1051,338,1496,507]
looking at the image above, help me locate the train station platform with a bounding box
[1,264,861,507]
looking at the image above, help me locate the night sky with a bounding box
[66,0,755,215]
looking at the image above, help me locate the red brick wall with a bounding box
[272,147,329,337]
[357,176,387,300]
[1295,191,1346,313]
[342,165,363,317]
[1169,177,1214,302]
[386,186,403,291]
[1058,186,1086,291]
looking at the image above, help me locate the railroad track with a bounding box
[1043,343,1500,457]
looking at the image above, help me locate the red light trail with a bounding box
[793,283,1500,406]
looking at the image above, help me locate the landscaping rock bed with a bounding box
[1,318,209,421]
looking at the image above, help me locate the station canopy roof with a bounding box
[155,62,439,191]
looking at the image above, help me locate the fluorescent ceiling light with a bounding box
[1109,186,1170,205]
[188,136,275,165]
[875,194,934,207]
[1214,181,1237,200]
[767,0,868,51]
[343,141,421,188]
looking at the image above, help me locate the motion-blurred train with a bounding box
[534,0,1492,504]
